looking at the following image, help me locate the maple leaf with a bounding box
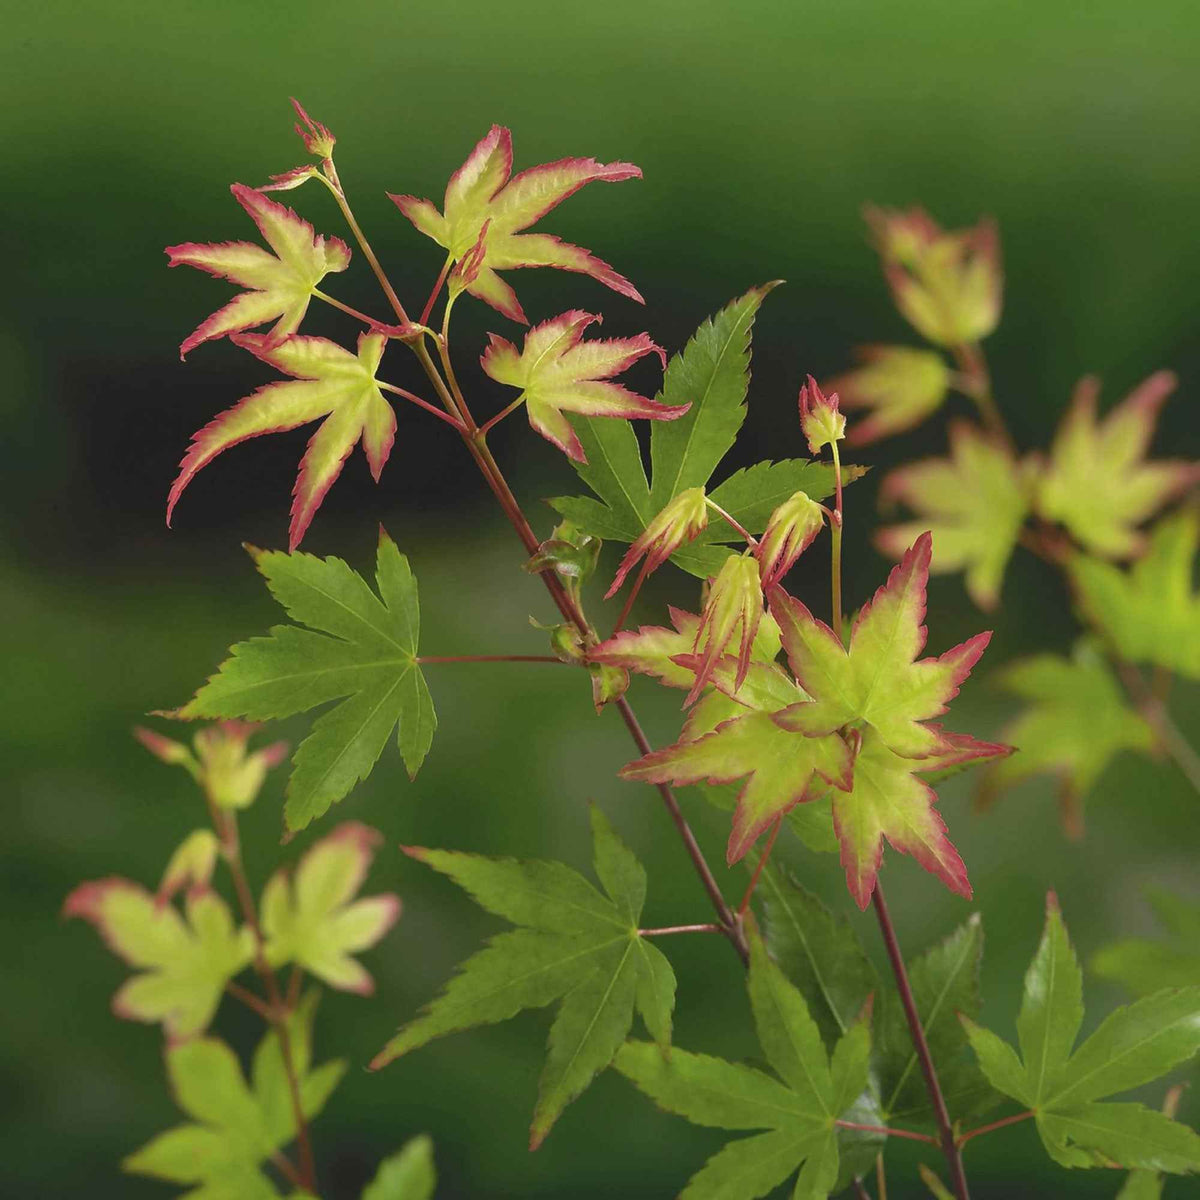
[167,330,396,551]
[261,822,400,995]
[166,184,350,358]
[63,880,253,1039]
[877,421,1035,610]
[978,638,1155,838]
[389,125,642,323]
[831,345,952,446]
[1068,506,1200,680]
[962,893,1200,1172]
[124,991,345,1198]
[1035,371,1200,558]
[615,924,872,1200]
[371,808,675,1150]
[179,532,436,832]
[480,310,685,462]
[362,1136,437,1200]
[548,286,857,579]
[158,830,222,904]
[1093,888,1200,998]
[769,531,991,759]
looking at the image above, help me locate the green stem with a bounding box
[834,1120,938,1147]
[830,441,845,641]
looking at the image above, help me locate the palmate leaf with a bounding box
[371,808,675,1150]
[832,345,952,446]
[961,894,1200,1173]
[979,638,1155,838]
[125,991,345,1199]
[877,421,1035,610]
[615,925,871,1200]
[1068,506,1200,680]
[63,880,253,1039]
[166,184,351,358]
[262,822,401,995]
[180,531,435,832]
[548,286,854,580]
[390,124,642,323]
[1093,888,1200,997]
[167,331,397,551]
[361,1135,436,1200]
[479,309,685,462]
[1035,371,1200,559]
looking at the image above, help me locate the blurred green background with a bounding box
[3,1,1198,1196]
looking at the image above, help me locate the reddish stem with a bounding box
[955,1110,1034,1149]
[418,654,565,665]
[377,380,467,430]
[419,257,454,326]
[872,883,970,1199]
[612,557,653,635]
[227,979,274,1021]
[834,1120,938,1147]
[738,816,782,916]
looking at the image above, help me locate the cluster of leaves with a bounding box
[833,206,1198,833]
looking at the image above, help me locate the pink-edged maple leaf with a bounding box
[768,532,991,759]
[390,125,643,323]
[832,729,972,909]
[166,184,350,358]
[480,310,684,462]
[167,331,396,550]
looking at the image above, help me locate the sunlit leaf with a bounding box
[262,823,400,994]
[167,184,350,358]
[1036,372,1199,559]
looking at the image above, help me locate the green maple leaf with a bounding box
[479,309,686,462]
[371,807,676,1150]
[390,125,642,323]
[1068,506,1200,680]
[64,879,253,1039]
[979,638,1155,838]
[167,184,351,358]
[832,344,952,446]
[1093,888,1200,997]
[361,1135,436,1200]
[125,991,345,1199]
[180,531,436,832]
[962,893,1200,1172]
[167,331,397,551]
[1035,372,1200,559]
[877,420,1035,610]
[548,286,854,579]
[262,822,401,994]
[615,925,872,1200]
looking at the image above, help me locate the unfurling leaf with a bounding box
[961,893,1200,1173]
[390,125,642,323]
[180,531,436,831]
[877,421,1034,610]
[756,490,825,589]
[167,185,350,358]
[362,1135,437,1200]
[978,638,1155,838]
[480,310,683,462]
[262,822,400,994]
[158,830,222,904]
[798,375,845,456]
[1093,888,1200,997]
[832,345,952,445]
[865,206,1002,347]
[1068,506,1200,680]
[615,924,871,1200]
[606,487,708,598]
[371,808,675,1150]
[686,553,765,704]
[63,880,253,1038]
[167,331,396,551]
[1035,372,1199,559]
[124,992,345,1195]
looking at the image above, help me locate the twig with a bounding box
[377,380,467,430]
[311,288,385,328]
[872,883,970,1199]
